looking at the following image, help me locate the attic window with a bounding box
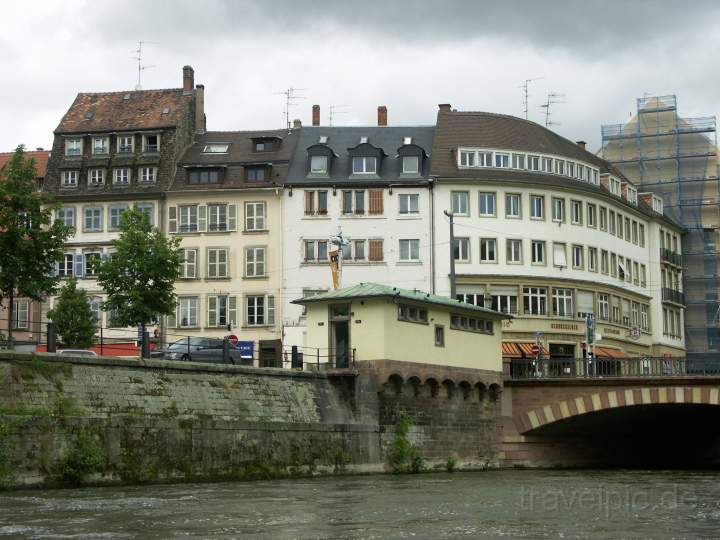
[162,107,170,114]
[254,139,276,152]
[202,144,229,154]
[360,137,368,144]
[319,136,328,144]
[123,94,131,100]
[403,137,412,145]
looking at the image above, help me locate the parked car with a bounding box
[157,337,251,365]
[57,349,98,357]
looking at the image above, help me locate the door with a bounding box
[329,304,351,368]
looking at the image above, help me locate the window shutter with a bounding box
[369,239,384,261]
[304,191,314,214]
[168,206,177,233]
[74,254,84,277]
[228,204,237,231]
[208,296,217,327]
[229,296,237,329]
[369,189,384,215]
[198,205,207,232]
[167,305,177,329]
[267,295,275,326]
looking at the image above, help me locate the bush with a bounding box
[446,456,456,473]
[62,428,104,485]
[388,412,424,474]
[48,279,96,348]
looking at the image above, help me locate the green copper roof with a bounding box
[292,282,511,319]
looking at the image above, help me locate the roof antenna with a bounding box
[519,77,543,120]
[540,92,566,128]
[132,40,159,90]
[274,87,306,130]
[329,105,348,127]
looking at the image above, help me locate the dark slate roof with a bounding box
[170,129,299,191]
[55,89,193,134]
[286,125,435,185]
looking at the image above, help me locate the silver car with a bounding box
[161,337,251,365]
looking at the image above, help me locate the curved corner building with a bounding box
[430,104,685,361]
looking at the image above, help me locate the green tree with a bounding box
[96,207,182,336]
[47,278,96,348]
[0,146,71,345]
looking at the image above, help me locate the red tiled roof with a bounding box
[55,89,192,134]
[0,149,51,178]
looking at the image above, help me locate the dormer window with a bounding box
[143,134,159,153]
[402,156,419,174]
[203,144,229,154]
[310,155,328,174]
[188,169,221,184]
[246,166,268,182]
[610,176,622,196]
[254,138,278,152]
[360,137,368,144]
[319,136,328,144]
[627,185,638,205]
[403,137,412,145]
[352,156,376,174]
[117,135,134,153]
[92,137,109,155]
[65,138,82,156]
[652,196,664,214]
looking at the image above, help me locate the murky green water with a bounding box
[1,470,719,538]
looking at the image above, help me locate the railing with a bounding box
[660,248,682,267]
[661,287,685,305]
[505,356,720,380]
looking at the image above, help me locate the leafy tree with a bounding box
[96,207,182,336]
[0,146,72,345]
[47,278,96,348]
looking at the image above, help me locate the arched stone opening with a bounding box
[442,379,457,399]
[459,381,472,400]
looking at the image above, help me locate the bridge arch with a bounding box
[515,385,720,434]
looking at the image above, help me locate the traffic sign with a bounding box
[228,334,238,346]
[531,344,540,357]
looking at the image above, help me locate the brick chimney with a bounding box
[312,105,320,126]
[438,103,452,113]
[183,66,194,95]
[195,84,205,134]
[377,105,388,126]
[576,140,587,150]
[293,118,302,128]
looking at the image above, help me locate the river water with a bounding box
[1,470,719,539]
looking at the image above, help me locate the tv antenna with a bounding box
[520,77,543,120]
[329,105,348,127]
[540,92,566,128]
[274,87,306,130]
[132,40,159,90]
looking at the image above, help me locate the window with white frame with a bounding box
[457,290,485,307]
[88,169,105,186]
[639,224,645,247]
[459,150,476,167]
[530,195,544,219]
[598,293,609,320]
[542,157,553,173]
[64,138,82,156]
[92,137,109,155]
[627,185,638,205]
[491,287,518,314]
[207,248,229,278]
[245,247,266,277]
[454,237,470,262]
[402,156,419,174]
[599,207,607,230]
[505,193,520,218]
[587,204,597,227]
[84,252,102,276]
[494,152,510,168]
[113,168,130,185]
[179,297,199,327]
[399,239,420,261]
[552,288,573,317]
[310,155,328,174]
[136,202,154,225]
[572,245,584,269]
[352,156,376,174]
[609,210,616,235]
[451,191,469,215]
[399,193,419,215]
[555,159,565,175]
[245,202,266,231]
[571,200,583,224]
[203,144,229,154]
[84,207,103,231]
[588,247,598,272]
[600,250,609,274]
[632,221,638,244]
[62,170,78,187]
[56,207,75,228]
[143,134,159,153]
[528,155,540,171]
[108,205,128,230]
[180,248,198,278]
[511,153,525,169]
[117,135,134,153]
[479,192,496,216]
[552,197,565,222]
[246,295,275,326]
[179,205,198,232]
[12,300,29,329]
[625,217,631,241]
[479,238,496,262]
[304,240,329,262]
[478,151,492,166]
[208,204,228,232]
[58,253,74,277]
[140,167,157,183]
[531,240,545,264]
[610,176,622,196]
[207,295,233,327]
[506,239,522,263]
[641,304,649,331]
[553,243,567,267]
[523,286,547,315]
[652,196,663,214]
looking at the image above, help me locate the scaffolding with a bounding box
[601,95,720,355]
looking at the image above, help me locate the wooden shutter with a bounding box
[208,296,217,327]
[368,239,384,261]
[228,204,237,231]
[228,296,237,329]
[304,191,314,215]
[369,189,384,215]
[168,206,177,233]
[198,205,207,232]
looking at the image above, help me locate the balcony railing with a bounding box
[660,248,682,267]
[505,357,712,380]
[662,287,685,305]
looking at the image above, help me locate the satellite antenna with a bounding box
[132,40,159,90]
[274,87,306,130]
[329,105,348,127]
[540,92,566,128]
[519,77,543,120]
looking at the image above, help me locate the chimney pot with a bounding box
[377,105,388,126]
[312,104,320,126]
[35,147,44,151]
[293,118,302,129]
[438,103,452,113]
[576,140,587,150]
[183,65,194,94]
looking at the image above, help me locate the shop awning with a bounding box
[502,342,523,358]
[503,342,548,358]
[595,346,627,358]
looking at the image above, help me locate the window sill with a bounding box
[339,215,386,219]
[82,230,104,234]
[206,229,234,234]
[397,215,422,220]
[178,277,200,281]
[302,215,331,220]
[479,260,498,264]
[206,277,232,281]
[243,275,269,280]
[243,229,269,234]
[241,325,274,329]
[396,261,422,265]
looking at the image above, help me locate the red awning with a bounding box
[503,342,548,358]
[502,342,522,358]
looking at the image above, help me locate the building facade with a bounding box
[42,66,204,339]
[282,107,435,345]
[430,105,685,360]
[165,129,298,342]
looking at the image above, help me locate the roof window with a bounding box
[403,136,412,145]
[202,144,229,154]
[360,136,368,144]
[319,136,328,144]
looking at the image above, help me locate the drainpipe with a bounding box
[443,209,456,300]
[429,177,436,294]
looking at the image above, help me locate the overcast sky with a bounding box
[3,0,719,153]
